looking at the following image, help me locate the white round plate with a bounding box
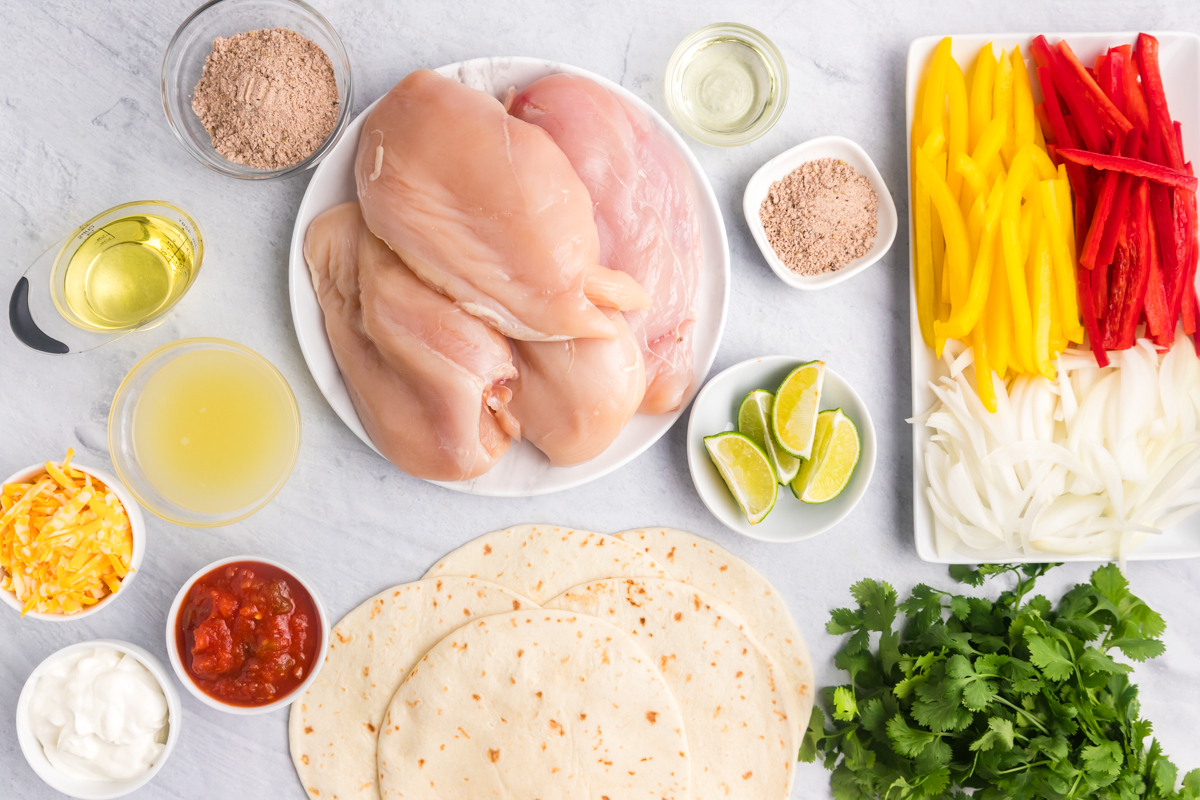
[288,57,730,497]
[687,356,877,542]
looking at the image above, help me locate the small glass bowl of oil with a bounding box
[10,201,203,355]
[51,201,202,333]
[665,23,788,147]
[109,338,302,527]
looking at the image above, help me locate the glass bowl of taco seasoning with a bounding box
[166,555,328,714]
[161,0,353,180]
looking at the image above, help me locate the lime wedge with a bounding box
[703,432,778,524]
[737,390,800,485]
[791,409,860,504]
[772,361,825,460]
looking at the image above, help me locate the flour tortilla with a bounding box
[422,523,669,603]
[288,578,536,800]
[377,610,691,800]
[546,577,797,799]
[616,528,815,728]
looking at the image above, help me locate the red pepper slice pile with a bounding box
[1031,33,1200,360]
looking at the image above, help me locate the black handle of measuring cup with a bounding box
[9,277,68,354]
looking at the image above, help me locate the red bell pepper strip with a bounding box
[1032,36,1109,153]
[1103,237,1133,349]
[1137,34,1184,169]
[1035,103,1054,145]
[1117,46,1151,130]
[1094,129,1145,272]
[1147,129,1179,290]
[1080,132,1127,269]
[1144,221,1172,343]
[1102,49,1126,117]
[1167,146,1197,323]
[1076,262,1110,366]
[1056,149,1198,190]
[1184,284,1197,335]
[1036,66,1092,209]
[1116,181,1152,349]
[1058,40,1134,135]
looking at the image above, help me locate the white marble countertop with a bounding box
[3,2,1199,798]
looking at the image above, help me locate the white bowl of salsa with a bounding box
[165,555,328,715]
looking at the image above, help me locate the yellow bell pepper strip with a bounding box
[913,149,936,348]
[922,38,952,138]
[936,174,1007,340]
[966,193,985,261]
[916,146,971,356]
[1039,178,1085,342]
[1031,223,1057,380]
[954,153,989,199]
[923,127,946,155]
[1000,145,1038,371]
[972,116,1008,177]
[969,44,997,152]
[985,234,1012,379]
[945,58,970,203]
[993,51,1016,166]
[933,152,950,307]
[1011,46,1037,150]
[972,318,998,413]
[1028,144,1058,181]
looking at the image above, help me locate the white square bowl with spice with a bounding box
[743,135,898,289]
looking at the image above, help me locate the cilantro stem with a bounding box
[994,759,1052,775]
[990,696,1049,735]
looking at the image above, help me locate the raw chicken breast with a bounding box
[511,74,703,414]
[304,202,519,482]
[508,310,645,466]
[354,69,650,342]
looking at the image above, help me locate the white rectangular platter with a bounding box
[907,32,1200,563]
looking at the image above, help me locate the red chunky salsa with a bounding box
[175,560,320,706]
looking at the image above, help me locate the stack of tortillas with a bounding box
[289,525,814,800]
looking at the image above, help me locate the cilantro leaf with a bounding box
[1083,740,1123,776]
[859,696,887,733]
[833,685,858,722]
[799,705,826,763]
[828,607,864,635]
[1079,646,1132,675]
[1111,636,1167,662]
[850,579,898,632]
[1025,633,1075,681]
[885,714,938,757]
[969,717,1015,752]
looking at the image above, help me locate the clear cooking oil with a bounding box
[680,37,775,132]
[59,213,196,331]
[666,23,788,146]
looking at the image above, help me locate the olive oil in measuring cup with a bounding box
[52,201,202,332]
[665,23,789,146]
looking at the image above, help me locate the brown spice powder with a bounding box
[191,28,339,170]
[759,158,879,276]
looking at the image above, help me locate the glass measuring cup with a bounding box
[9,201,204,354]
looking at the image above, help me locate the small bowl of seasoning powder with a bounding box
[161,0,352,180]
[743,136,898,290]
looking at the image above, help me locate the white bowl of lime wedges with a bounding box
[687,355,876,542]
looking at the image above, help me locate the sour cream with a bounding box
[28,646,169,782]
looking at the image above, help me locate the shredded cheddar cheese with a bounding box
[1,450,133,616]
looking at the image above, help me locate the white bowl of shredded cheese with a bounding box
[16,640,182,799]
[0,461,145,621]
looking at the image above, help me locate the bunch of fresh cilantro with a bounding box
[802,563,1199,800]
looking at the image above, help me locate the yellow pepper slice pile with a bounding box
[0,449,134,616]
[913,38,1085,411]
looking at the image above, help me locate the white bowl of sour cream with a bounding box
[15,640,181,799]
